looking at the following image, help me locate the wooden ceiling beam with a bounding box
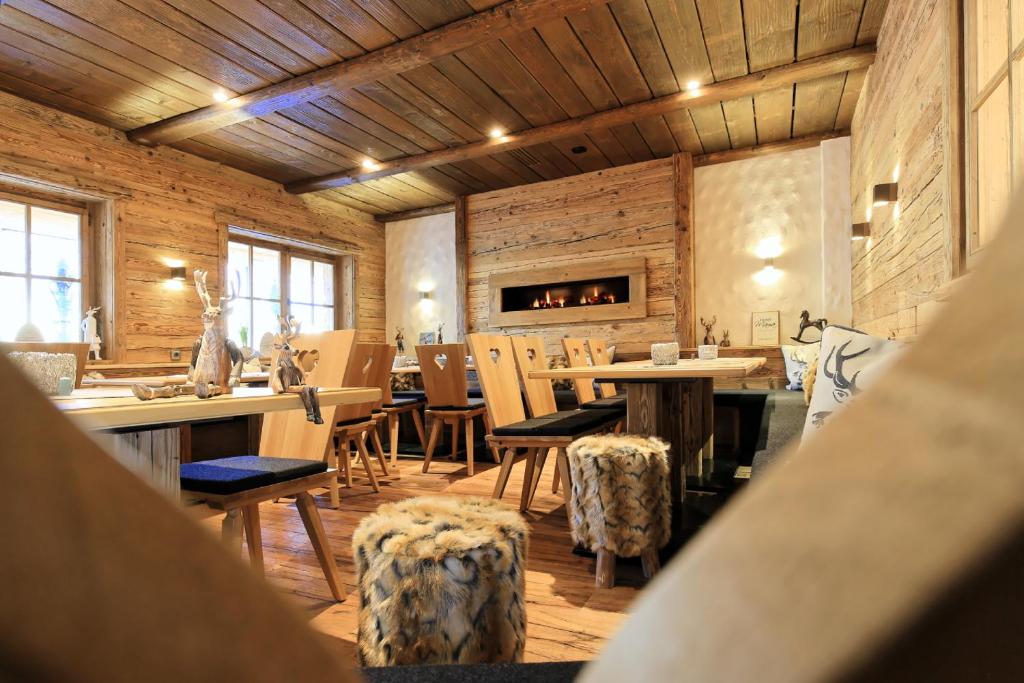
[376,203,456,223]
[286,45,876,194]
[126,0,612,147]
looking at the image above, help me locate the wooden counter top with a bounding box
[55,386,380,431]
[528,357,766,380]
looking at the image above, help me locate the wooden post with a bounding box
[673,153,696,348]
[455,196,468,341]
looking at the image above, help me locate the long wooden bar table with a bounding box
[55,386,380,495]
[529,358,766,501]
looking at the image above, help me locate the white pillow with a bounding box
[802,326,903,439]
[781,343,819,391]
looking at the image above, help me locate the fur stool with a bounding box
[352,496,528,666]
[566,434,672,587]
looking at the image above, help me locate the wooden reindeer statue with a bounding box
[132,270,241,401]
[700,316,717,346]
[270,316,323,424]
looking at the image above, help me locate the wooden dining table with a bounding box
[530,357,766,500]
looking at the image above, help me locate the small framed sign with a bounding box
[751,310,781,346]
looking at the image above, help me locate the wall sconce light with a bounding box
[419,291,432,301]
[170,266,187,281]
[872,182,899,206]
[753,258,782,286]
[852,222,871,241]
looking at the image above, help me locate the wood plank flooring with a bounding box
[200,454,643,664]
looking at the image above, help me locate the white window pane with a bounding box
[227,298,253,350]
[227,242,251,297]
[314,261,334,306]
[251,246,280,300]
[977,79,1012,247]
[976,0,1009,88]
[252,299,281,347]
[0,201,26,274]
[290,257,312,304]
[30,207,81,279]
[312,305,334,332]
[290,303,314,331]
[31,278,81,342]
[0,276,27,341]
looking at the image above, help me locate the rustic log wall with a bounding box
[465,158,680,357]
[0,91,384,363]
[850,0,956,338]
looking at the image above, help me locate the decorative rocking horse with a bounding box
[791,310,829,343]
[270,316,323,425]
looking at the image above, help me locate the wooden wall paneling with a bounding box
[467,158,677,357]
[455,196,468,342]
[673,152,696,347]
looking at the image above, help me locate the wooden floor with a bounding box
[201,453,644,664]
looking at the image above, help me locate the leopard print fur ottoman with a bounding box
[566,434,671,587]
[352,496,528,666]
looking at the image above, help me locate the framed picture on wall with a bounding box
[418,331,435,345]
[751,311,780,346]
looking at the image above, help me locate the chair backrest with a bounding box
[335,342,392,423]
[466,333,526,428]
[587,338,618,398]
[259,329,356,459]
[511,335,558,417]
[380,345,399,404]
[561,337,598,404]
[415,343,469,407]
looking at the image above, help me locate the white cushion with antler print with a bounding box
[802,326,903,442]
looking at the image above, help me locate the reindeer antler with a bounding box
[287,315,301,341]
[219,269,240,309]
[193,270,212,310]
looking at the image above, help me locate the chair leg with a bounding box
[450,420,460,461]
[388,412,400,470]
[484,414,501,463]
[370,425,390,476]
[614,419,624,434]
[527,447,550,508]
[422,416,442,473]
[556,448,574,530]
[551,460,561,493]
[464,416,475,476]
[295,492,346,602]
[519,448,538,513]
[641,547,661,580]
[355,434,381,492]
[242,504,264,575]
[325,442,340,509]
[492,447,517,499]
[341,437,354,488]
[221,508,244,556]
[596,548,616,588]
[411,408,427,447]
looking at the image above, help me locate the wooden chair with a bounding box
[259,329,356,509]
[468,333,622,516]
[416,343,493,476]
[365,343,398,476]
[587,338,621,399]
[331,343,392,495]
[378,357,427,472]
[562,337,599,405]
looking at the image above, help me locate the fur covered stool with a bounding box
[566,434,672,587]
[352,496,528,666]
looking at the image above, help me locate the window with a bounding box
[0,196,87,342]
[966,0,1024,254]
[227,236,337,351]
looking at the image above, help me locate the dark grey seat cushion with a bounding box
[427,397,486,411]
[581,394,627,410]
[363,661,584,683]
[492,409,620,437]
[180,456,327,495]
[383,397,423,408]
[391,390,426,402]
[750,391,809,476]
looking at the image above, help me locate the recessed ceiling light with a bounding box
[488,127,505,139]
[362,159,381,171]
[212,89,230,103]
[686,80,701,92]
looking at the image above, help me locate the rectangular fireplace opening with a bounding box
[501,276,630,312]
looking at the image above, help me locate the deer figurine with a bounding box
[190,269,242,399]
[270,316,323,424]
[700,316,717,346]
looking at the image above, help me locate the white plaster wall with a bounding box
[385,213,458,350]
[694,143,850,345]
[820,136,853,325]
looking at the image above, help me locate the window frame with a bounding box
[0,189,90,341]
[964,0,1023,261]
[226,232,343,344]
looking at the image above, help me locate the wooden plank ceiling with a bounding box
[0,0,887,218]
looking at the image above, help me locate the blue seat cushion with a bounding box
[180,456,326,495]
[581,395,627,410]
[492,409,620,437]
[427,397,486,411]
[391,390,426,402]
[383,396,424,408]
